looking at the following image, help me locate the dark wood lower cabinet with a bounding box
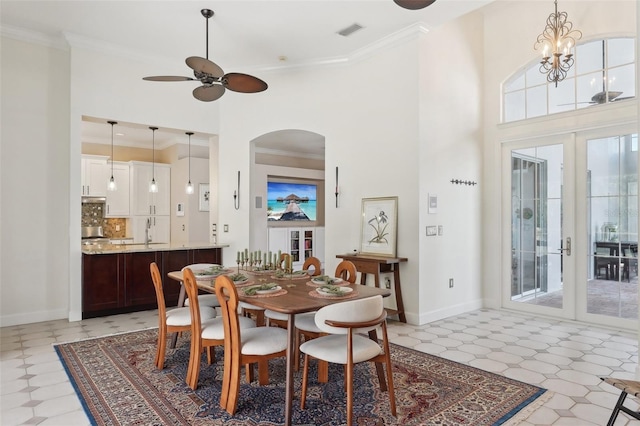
[82,247,222,319]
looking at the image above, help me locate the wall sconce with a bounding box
[233,171,240,210]
[335,166,339,208]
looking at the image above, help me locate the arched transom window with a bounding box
[503,37,635,123]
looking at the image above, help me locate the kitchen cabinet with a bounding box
[130,162,171,216]
[105,162,130,217]
[82,247,223,318]
[268,227,324,269]
[81,155,108,196]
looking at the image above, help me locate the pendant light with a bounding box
[107,121,117,191]
[185,131,194,194]
[149,126,159,193]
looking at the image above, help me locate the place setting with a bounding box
[309,283,358,299]
[240,281,288,298]
[306,275,351,287]
[192,264,232,281]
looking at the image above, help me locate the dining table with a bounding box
[167,267,391,426]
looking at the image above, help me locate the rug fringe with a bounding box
[501,390,554,426]
[52,326,159,347]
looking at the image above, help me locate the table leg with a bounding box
[170,283,186,349]
[393,267,407,323]
[284,314,296,426]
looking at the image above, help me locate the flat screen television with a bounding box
[267,182,317,221]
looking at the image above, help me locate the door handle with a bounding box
[559,237,572,256]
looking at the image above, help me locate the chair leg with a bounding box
[258,359,270,385]
[346,361,354,426]
[156,326,167,370]
[607,391,627,426]
[385,355,397,416]
[187,340,202,390]
[225,355,242,415]
[300,354,310,409]
[206,346,216,365]
[220,342,232,410]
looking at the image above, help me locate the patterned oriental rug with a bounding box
[55,329,550,426]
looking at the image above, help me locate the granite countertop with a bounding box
[82,242,228,255]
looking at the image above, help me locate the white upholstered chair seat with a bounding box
[300,334,382,364]
[240,327,288,356]
[239,301,264,311]
[264,309,288,322]
[295,311,321,333]
[185,294,220,308]
[200,316,256,340]
[165,306,216,327]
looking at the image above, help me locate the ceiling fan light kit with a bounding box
[393,0,436,10]
[143,9,267,102]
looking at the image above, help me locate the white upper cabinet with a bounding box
[81,155,108,196]
[130,162,171,216]
[105,162,130,217]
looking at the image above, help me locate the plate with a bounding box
[193,270,217,279]
[256,285,282,295]
[312,276,343,285]
[316,286,353,296]
[228,273,248,283]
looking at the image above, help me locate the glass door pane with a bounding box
[586,134,638,320]
[511,144,564,310]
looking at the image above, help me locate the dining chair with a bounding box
[294,260,359,374]
[265,255,323,329]
[299,295,396,426]
[214,275,288,415]
[149,262,216,370]
[182,268,256,390]
[279,252,292,270]
[335,260,358,283]
[182,263,220,308]
[594,247,614,280]
[600,377,640,425]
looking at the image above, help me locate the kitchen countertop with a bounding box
[82,242,228,255]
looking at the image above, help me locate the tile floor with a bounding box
[1,308,639,425]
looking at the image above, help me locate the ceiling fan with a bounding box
[393,0,436,10]
[143,9,268,102]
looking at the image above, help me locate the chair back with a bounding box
[279,253,291,270]
[302,256,321,276]
[335,260,357,283]
[150,262,167,321]
[182,268,204,332]
[314,295,384,335]
[215,275,242,353]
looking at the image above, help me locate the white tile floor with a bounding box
[1,308,639,425]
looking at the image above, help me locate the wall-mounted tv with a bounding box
[267,182,317,221]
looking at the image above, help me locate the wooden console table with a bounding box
[336,253,407,323]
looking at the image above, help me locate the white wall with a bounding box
[417,11,485,323]
[170,157,210,244]
[1,38,71,325]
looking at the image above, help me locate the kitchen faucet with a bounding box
[145,218,152,247]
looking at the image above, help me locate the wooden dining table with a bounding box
[167,268,391,426]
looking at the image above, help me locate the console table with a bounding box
[336,253,407,323]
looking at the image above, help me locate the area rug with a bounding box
[54,329,550,425]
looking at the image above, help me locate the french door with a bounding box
[503,127,638,329]
[502,135,576,319]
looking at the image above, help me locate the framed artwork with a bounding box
[199,183,210,212]
[360,196,398,257]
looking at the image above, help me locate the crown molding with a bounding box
[1,25,69,50]
[254,146,324,161]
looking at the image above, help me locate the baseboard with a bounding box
[0,308,69,327]
[415,298,484,325]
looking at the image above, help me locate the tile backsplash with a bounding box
[81,203,127,238]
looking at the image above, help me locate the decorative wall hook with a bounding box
[233,171,240,210]
[335,166,339,208]
[450,178,478,186]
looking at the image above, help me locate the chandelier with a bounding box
[533,0,582,87]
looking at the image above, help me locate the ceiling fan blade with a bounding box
[193,85,225,102]
[186,56,224,77]
[223,73,268,93]
[393,0,436,10]
[591,91,623,103]
[142,76,196,82]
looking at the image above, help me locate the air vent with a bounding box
[337,23,364,37]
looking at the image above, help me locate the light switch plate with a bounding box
[438,225,443,236]
[224,224,229,232]
[426,226,437,236]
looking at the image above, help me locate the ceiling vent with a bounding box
[337,23,364,37]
